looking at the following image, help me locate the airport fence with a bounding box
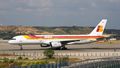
[69,57,120,68]
[1,51,120,68]
[0,51,120,59]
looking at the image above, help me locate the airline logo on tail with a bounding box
[96,25,103,32]
[96,21,105,32]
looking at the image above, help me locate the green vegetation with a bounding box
[17,56,23,60]
[0,31,17,39]
[0,49,79,68]
[0,49,80,68]
[43,49,55,59]
[0,58,15,68]
[0,56,78,68]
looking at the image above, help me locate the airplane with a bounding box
[8,19,107,50]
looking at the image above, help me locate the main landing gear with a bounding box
[60,46,67,50]
[51,46,68,50]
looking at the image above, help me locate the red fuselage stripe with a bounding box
[27,35,104,39]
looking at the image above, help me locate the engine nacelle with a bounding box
[40,44,49,47]
[51,41,62,47]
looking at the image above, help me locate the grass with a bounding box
[0,56,79,68]
[95,40,120,45]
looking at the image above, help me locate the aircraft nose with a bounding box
[8,40,14,44]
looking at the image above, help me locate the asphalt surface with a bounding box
[0,40,120,52]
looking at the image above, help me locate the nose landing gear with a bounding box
[19,45,23,50]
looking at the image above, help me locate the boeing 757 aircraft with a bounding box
[8,19,107,50]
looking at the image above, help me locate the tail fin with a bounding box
[89,19,107,36]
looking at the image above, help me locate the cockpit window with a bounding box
[12,38,16,40]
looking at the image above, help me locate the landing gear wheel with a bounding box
[50,47,67,50]
[52,47,61,50]
[61,47,67,50]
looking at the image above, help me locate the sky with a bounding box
[0,0,120,29]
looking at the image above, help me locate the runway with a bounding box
[0,40,120,59]
[0,40,120,52]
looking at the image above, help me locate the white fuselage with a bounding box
[8,19,107,49]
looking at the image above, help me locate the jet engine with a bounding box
[40,44,49,47]
[50,41,62,47]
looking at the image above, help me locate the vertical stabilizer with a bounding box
[89,19,107,36]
